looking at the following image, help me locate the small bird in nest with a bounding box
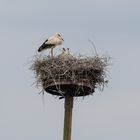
[38,33,64,58]
[67,48,70,55]
[58,47,74,60]
[66,48,74,59]
[58,48,67,58]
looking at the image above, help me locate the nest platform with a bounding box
[44,81,95,97]
[30,55,109,97]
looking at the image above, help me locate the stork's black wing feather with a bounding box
[38,39,55,52]
[44,39,48,44]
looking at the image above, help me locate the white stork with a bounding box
[38,33,64,58]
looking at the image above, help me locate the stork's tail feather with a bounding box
[38,44,46,52]
[38,47,42,52]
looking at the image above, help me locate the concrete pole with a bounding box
[63,94,73,140]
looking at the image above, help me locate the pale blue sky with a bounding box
[0,0,140,140]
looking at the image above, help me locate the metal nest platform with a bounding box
[44,81,95,97]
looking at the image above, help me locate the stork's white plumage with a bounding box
[38,33,64,58]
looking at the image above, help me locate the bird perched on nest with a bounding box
[38,33,64,58]
[58,48,74,60]
[58,48,67,59]
[67,48,71,56]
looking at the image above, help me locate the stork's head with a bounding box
[55,33,64,41]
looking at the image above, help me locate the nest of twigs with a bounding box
[30,54,109,97]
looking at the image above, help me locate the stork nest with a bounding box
[30,54,109,96]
